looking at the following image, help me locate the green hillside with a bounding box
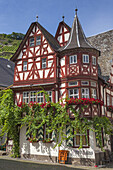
[0,32,24,59]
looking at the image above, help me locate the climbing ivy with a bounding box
[0,89,112,157]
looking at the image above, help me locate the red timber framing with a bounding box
[55,21,71,47]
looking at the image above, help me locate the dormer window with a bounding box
[92,56,96,65]
[23,61,27,71]
[70,55,77,64]
[42,58,46,68]
[36,35,41,46]
[83,54,89,63]
[29,37,34,47]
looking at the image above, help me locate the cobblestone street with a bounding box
[0,156,113,170]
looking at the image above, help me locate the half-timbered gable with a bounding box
[55,21,71,47]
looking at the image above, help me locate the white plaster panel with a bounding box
[19,73,23,80]
[36,63,40,69]
[34,74,38,79]
[43,44,47,48]
[18,51,22,59]
[62,68,65,75]
[48,56,53,59]
[36,57,40,61]
[28,63,33,70]
[64,27,67,32]
[17,66,22,72]
[17,61,22,65]
[24,72,29,80]
[47,46,53,53]
[59,27,62,34]
[65,33,69,41]
[37,30,41,35]
[57,36,62,43]
[28,59,33,62]
[30,32,34,36]
[106,89,110,94]
[29,51,33,58]
[60,57,65,66]
[35,46,40,53]
[16,93,20,100]
[32,26,35,33]
[48,60,53,68]
[39,70,43,78]
[45,69,49,78]
[50,72,54,78]
[15,76,18,81]
[60,83,65,88]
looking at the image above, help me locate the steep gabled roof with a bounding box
[11,22,60,61]
[55,21,71,38]
[60,11,98,52]
[0,58,14,87]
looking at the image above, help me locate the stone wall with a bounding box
[88,30,113,76]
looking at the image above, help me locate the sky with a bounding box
[0,0,113,37]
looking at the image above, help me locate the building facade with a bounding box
[10,11,113,165]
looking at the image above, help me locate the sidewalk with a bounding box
[0,155,113,170]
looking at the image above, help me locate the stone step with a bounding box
[0,151,7,156]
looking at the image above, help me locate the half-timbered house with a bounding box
[10,10,113,165]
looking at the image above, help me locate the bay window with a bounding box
[69,89,79,98]
[81,88,89,98]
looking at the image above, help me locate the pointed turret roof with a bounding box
[60,9,96,51]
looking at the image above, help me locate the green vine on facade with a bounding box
[0,89,112,157]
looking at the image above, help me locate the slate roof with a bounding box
[0,58,15,87]
[11,22,60,61]
[59,13,98,52]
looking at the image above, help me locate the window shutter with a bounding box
[52,131,56,141]
[26,126,30,140]
[66,125,73,147]
[37,126,44,141]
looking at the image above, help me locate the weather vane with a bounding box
[36,16,38,22]
[62,16,65,22]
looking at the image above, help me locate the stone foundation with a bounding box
[21,154,95,166]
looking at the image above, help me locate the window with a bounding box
[30,91,36,102]
[69,81,78,86]
[23,61,27,71]
[81,81,89,86]
[74,129,88,147]
[37,92,43,103]
[91,81,96,87]
[107,94,110,106]
[83,54,89,63]
[91,88,97,99]
[70,55,77,64]
[44,124,52,140]
[47,91,52,102]
[81,88,89,98]
[29,37,34,47]
[112,97,113,106]
[92,56,96,65]
[69,89,79,98]
[36,36,41,46]
[42,58,46,68]
[23,92,29,103]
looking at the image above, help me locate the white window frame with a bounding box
[68,88,79,98]
[30,91,36,102]
[92,56,96,65]
[44,124,52,140]
[70,55,77,64]
[81,88,89,98]
[74,129,88,147]
[91,81,96,87]
[47,91,52,102]
[81,81,89,86]
[36,35,41,46]
[29,37,34,47]
[23,92,29,104]
[91,88,97,99]
[83,54,89,63]
[23,61,27,71]
[37,92,43,103]
[69,81,78,86]
[42,58,46,68]
[107,94,110,106]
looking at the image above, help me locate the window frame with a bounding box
[37,92,44,103]
[68,88,79,99]
[81,81,89,86]
[29,37,34,47]
[91,88,97,99]
[42,58,46,69]
[23,92,29,104]
[30,91,36,102]
[68,81,78,86]
[69,55,77,64]
[92,56,96,65]
[73,129,89,148]
[23,61,27,71]
[83,54,89,63]
[81,88,89,98]
[107,94,110,106]
[36,35,41,46]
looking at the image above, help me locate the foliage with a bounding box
[0,89,112,158]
